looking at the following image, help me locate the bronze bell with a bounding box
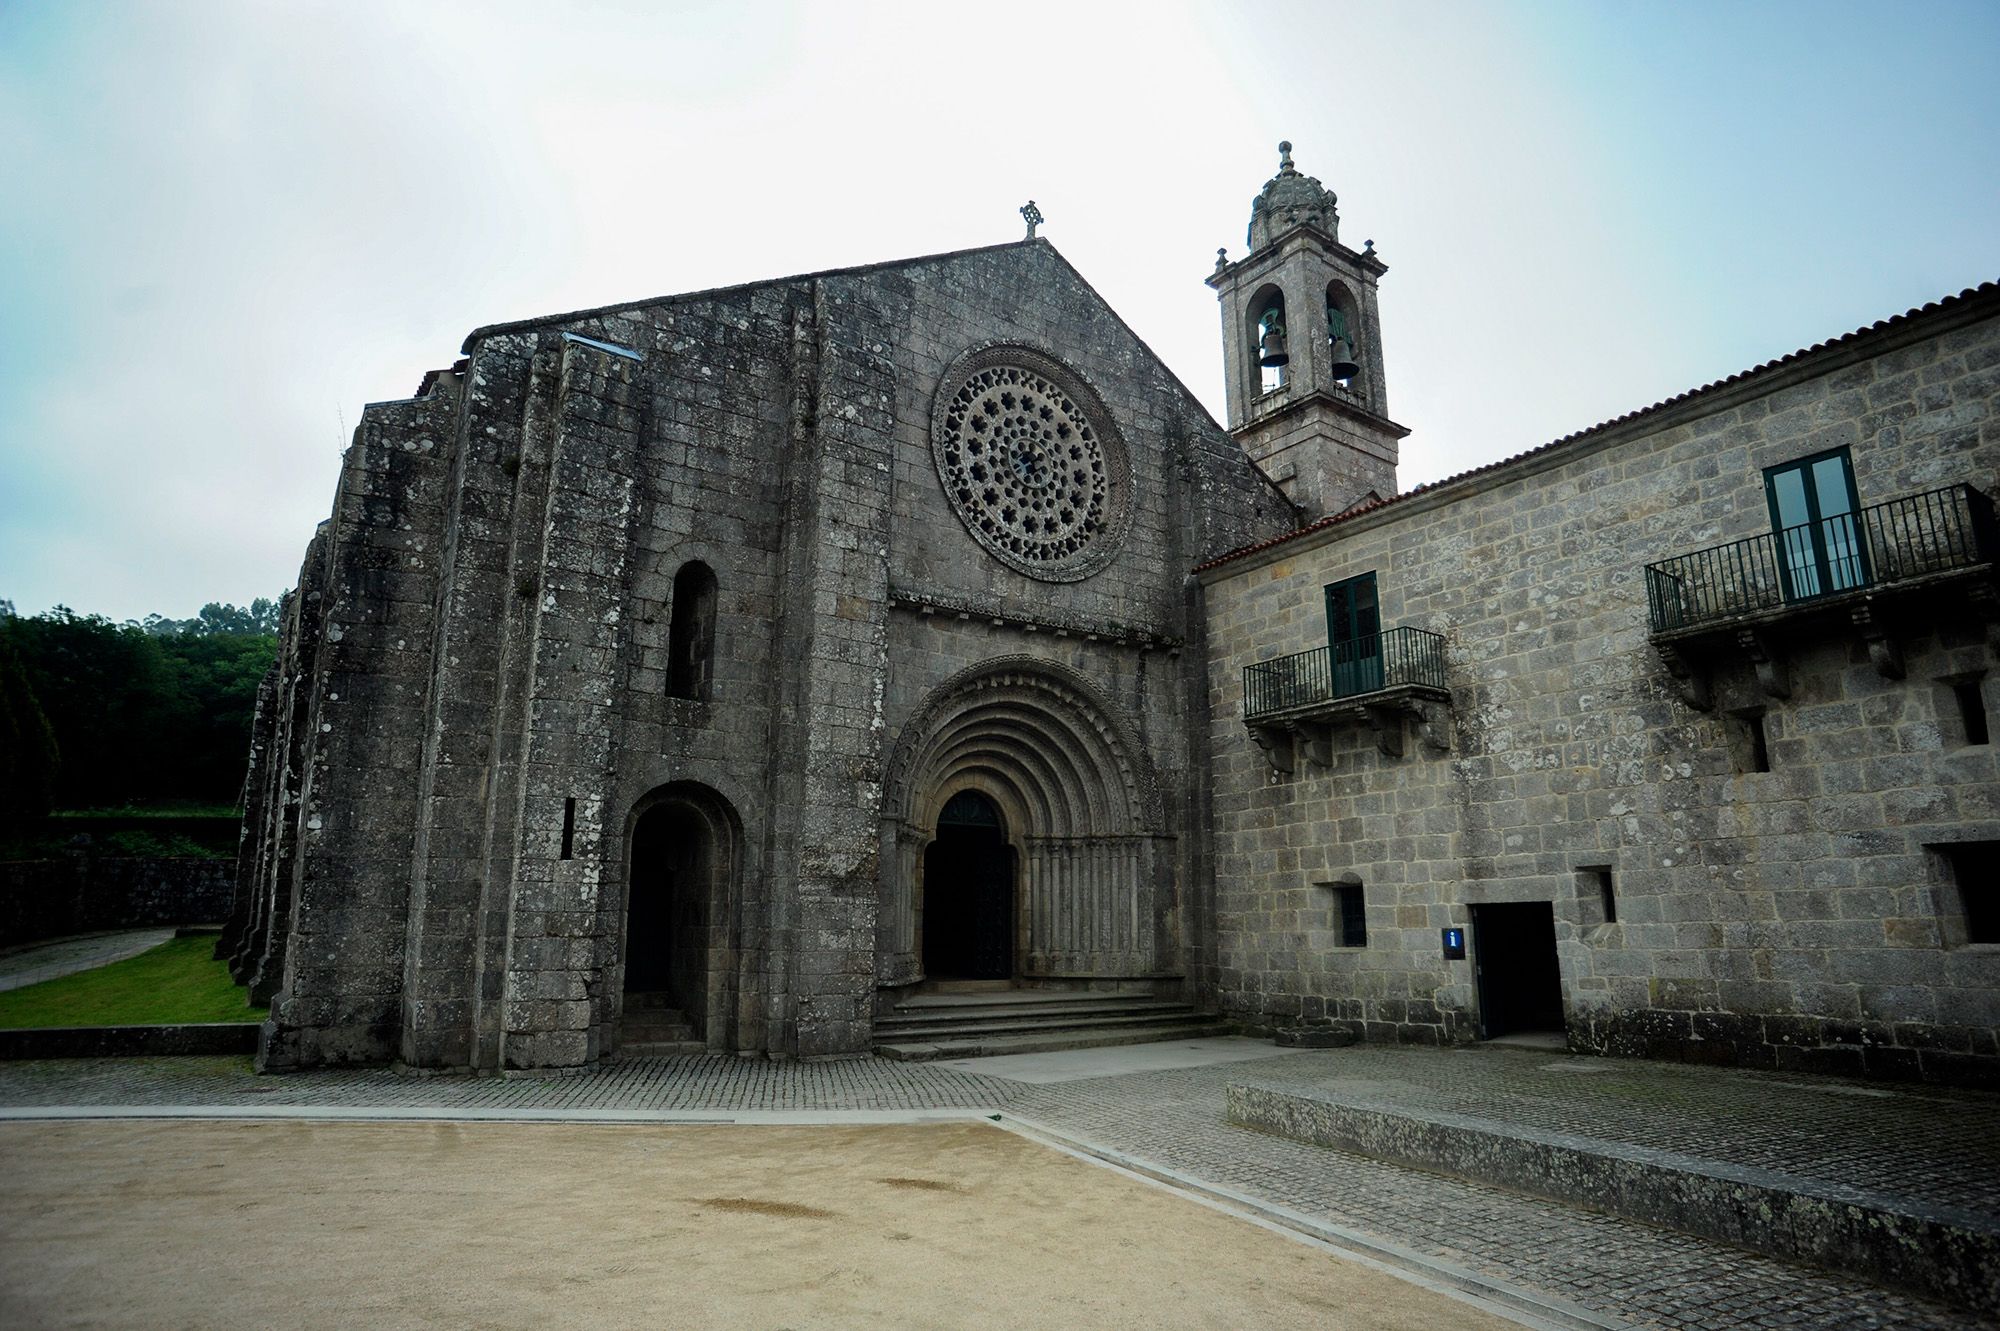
[1258,324,1290,368]
[1329,337,1360,381]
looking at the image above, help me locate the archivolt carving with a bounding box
[883,655,1162,835]
[878,656,1173,982]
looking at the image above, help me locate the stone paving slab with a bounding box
[0,1048,1989,1331]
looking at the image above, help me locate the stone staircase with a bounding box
[617,992,703,1057]
[874,989,1233,1061]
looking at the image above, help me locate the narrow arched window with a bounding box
[666,561,717,701]
[1251,287,1288,393]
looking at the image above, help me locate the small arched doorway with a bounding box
[922,790,1014,980]
[625,789,733,1041]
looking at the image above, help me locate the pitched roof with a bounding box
[460,237,1039,351]
[1193,281,2000,573]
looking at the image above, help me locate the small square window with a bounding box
[1729,710,1771,773]
[1953,678,1990,747]
[1324,879,1368,948]
[1577,865,1616,926]
[1932,842,1998,945]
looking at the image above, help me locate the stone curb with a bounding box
[995,1112,1629,1331]
[1225,1079,2000,1319]
[0,1024,261,1060]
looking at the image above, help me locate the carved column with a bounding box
[875,821,926,988]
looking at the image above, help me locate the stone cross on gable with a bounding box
[1020,200,1044,240]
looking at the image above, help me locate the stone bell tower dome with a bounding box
[1208,141,1409,519]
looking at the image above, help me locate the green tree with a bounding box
[0,602,279,809]
[0,636,59,830]
[138,599,282,638]
[155,630,278,799]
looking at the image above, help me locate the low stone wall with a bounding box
[0,858,236,948]
[0,1024,260,1059]
[1571,1006,2000,1091]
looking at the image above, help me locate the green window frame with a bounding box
[1763,447,1869,601]
[1323,571,1383,697]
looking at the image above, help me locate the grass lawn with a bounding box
[0,937,266,1029]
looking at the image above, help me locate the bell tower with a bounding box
[1208,141,1408,519]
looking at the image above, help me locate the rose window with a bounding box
[932,350,1129,580]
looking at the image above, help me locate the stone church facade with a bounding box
[225,145,2000,1086]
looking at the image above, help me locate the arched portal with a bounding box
[880,658,1172,990]
[922,790,1015,979]
[622,782,738,1044]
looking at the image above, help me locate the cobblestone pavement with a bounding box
[0,929,176,993]
[0,1052,1010,1112]
[0,1048,1987,1331]
[1004,1059,1992,1331]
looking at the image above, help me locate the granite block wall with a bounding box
[232,237,1287,1070]
[1201,290,2000,1085]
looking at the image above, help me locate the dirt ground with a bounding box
[0,1118,1520,1330]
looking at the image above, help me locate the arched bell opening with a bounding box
[620,782,739,1047]
[1248,284,1289,394]
[920,789,1017,981]
[1325,279,1362,386]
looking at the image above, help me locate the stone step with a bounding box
[623,1032,696,1047]
[875,1007,1212,1040]
[881,998,1190,1025]
[896,983,1168,1007]
[889,995,1187,1020]
[615,1039,706,1059]
[622,1021,696,1040]
[876,1018,1235,1062]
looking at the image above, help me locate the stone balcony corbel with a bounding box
[1849,603,1904,680]
[1295,722,1335,770]
[1249,724,1294,774]
[1654,641,1713,711]
[1364,705,1404,758]
[1736,628,1791,700]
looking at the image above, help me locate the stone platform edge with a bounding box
[1225,1079,2000,1319]
[0,1024,260,1060]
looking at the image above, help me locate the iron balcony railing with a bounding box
[1243,626,1448,721]
[1644,483,1996,634]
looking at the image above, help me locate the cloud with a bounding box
[1,1,1994,621]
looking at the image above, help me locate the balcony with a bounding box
[1241,627,1451,768]
[1643,483,1997,705]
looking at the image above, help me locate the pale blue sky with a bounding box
[2,0,1996,620]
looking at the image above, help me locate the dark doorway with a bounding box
[922,791,1014,980]
[626,802,711,1037]
[1470,902,1565,1039]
